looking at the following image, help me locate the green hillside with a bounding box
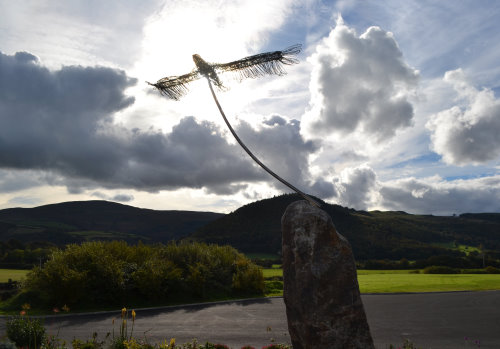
[189,194,500,262]
[0,200,223,245]
[2,196,500,266]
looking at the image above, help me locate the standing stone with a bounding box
[282,200,374,349]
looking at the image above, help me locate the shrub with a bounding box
[24,241,126,306]
[389,338,422,349]
[0,340,16,349]
[6,316,46,348]
[264,280,283,295]
[22,241,264,308]
[423,265,459,274]
[177,339,199,349]
[485,266,500,274]
[232,258,265,295]
[201,344,229,349]
[132,258,182,300]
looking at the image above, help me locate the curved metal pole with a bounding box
[206,78,320,208]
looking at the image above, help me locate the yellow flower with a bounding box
[22,303,31,311]
[169,338,175,348]
[121,307,127,318]
[131,309,136,321]
[62,304,70,312]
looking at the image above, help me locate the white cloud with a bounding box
[379,175,500,215]
[426,69,500,166]
[91,191,134,203]
[319,164,500,215]
[7,196,42,206]
[0,0,162,69]
[302,16,418,143]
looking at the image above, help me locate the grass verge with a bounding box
[263,268,500,296]
[359,273,500,293]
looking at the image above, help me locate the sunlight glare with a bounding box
[130,0,293,130]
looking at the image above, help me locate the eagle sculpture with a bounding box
[148,45,320,207]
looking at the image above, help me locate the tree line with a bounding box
[0,240,55,269]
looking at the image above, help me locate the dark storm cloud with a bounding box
[337,165,377,210]
[0,170,45,193]
[0,51,267,193]
[236,117,319,190]
[204,183,248,195]
[310,178,337,199]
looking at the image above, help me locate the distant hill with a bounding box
[2,196,500,263]
[0,200,223,245]
[189,194,500,261]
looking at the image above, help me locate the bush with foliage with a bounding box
[6,315,46,348]
[22,241,264,308]
[422,265,459,274]
[485,266,500,274]
[0,341,16,349]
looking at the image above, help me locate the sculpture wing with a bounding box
[213,44,301,81]
[147,70,201,100]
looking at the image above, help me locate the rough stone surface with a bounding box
[282,200,375,349]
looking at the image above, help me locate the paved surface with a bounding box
[1,291,500,348]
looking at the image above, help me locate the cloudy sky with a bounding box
[1,0,500,215]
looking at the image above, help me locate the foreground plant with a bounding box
[110,307,138,349]
[0,340,16,349]
[157,338,176,349]
[199,344,229,349]
[389,339,422,349]
[261,344,292,349]
[72,332,108,349]
[464,336,481,348]
[6,304,46,349]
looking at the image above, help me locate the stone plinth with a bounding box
[282,200,374,349]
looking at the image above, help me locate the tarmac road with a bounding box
[1,291,499,349]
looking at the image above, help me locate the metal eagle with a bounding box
[148,45,320,207]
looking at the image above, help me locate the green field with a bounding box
[245,253,281,260]
[0,269,29,282]
[358,273,500,293]
[432,242,481,255]
[263,268,284,278]
[263,268,500,294]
